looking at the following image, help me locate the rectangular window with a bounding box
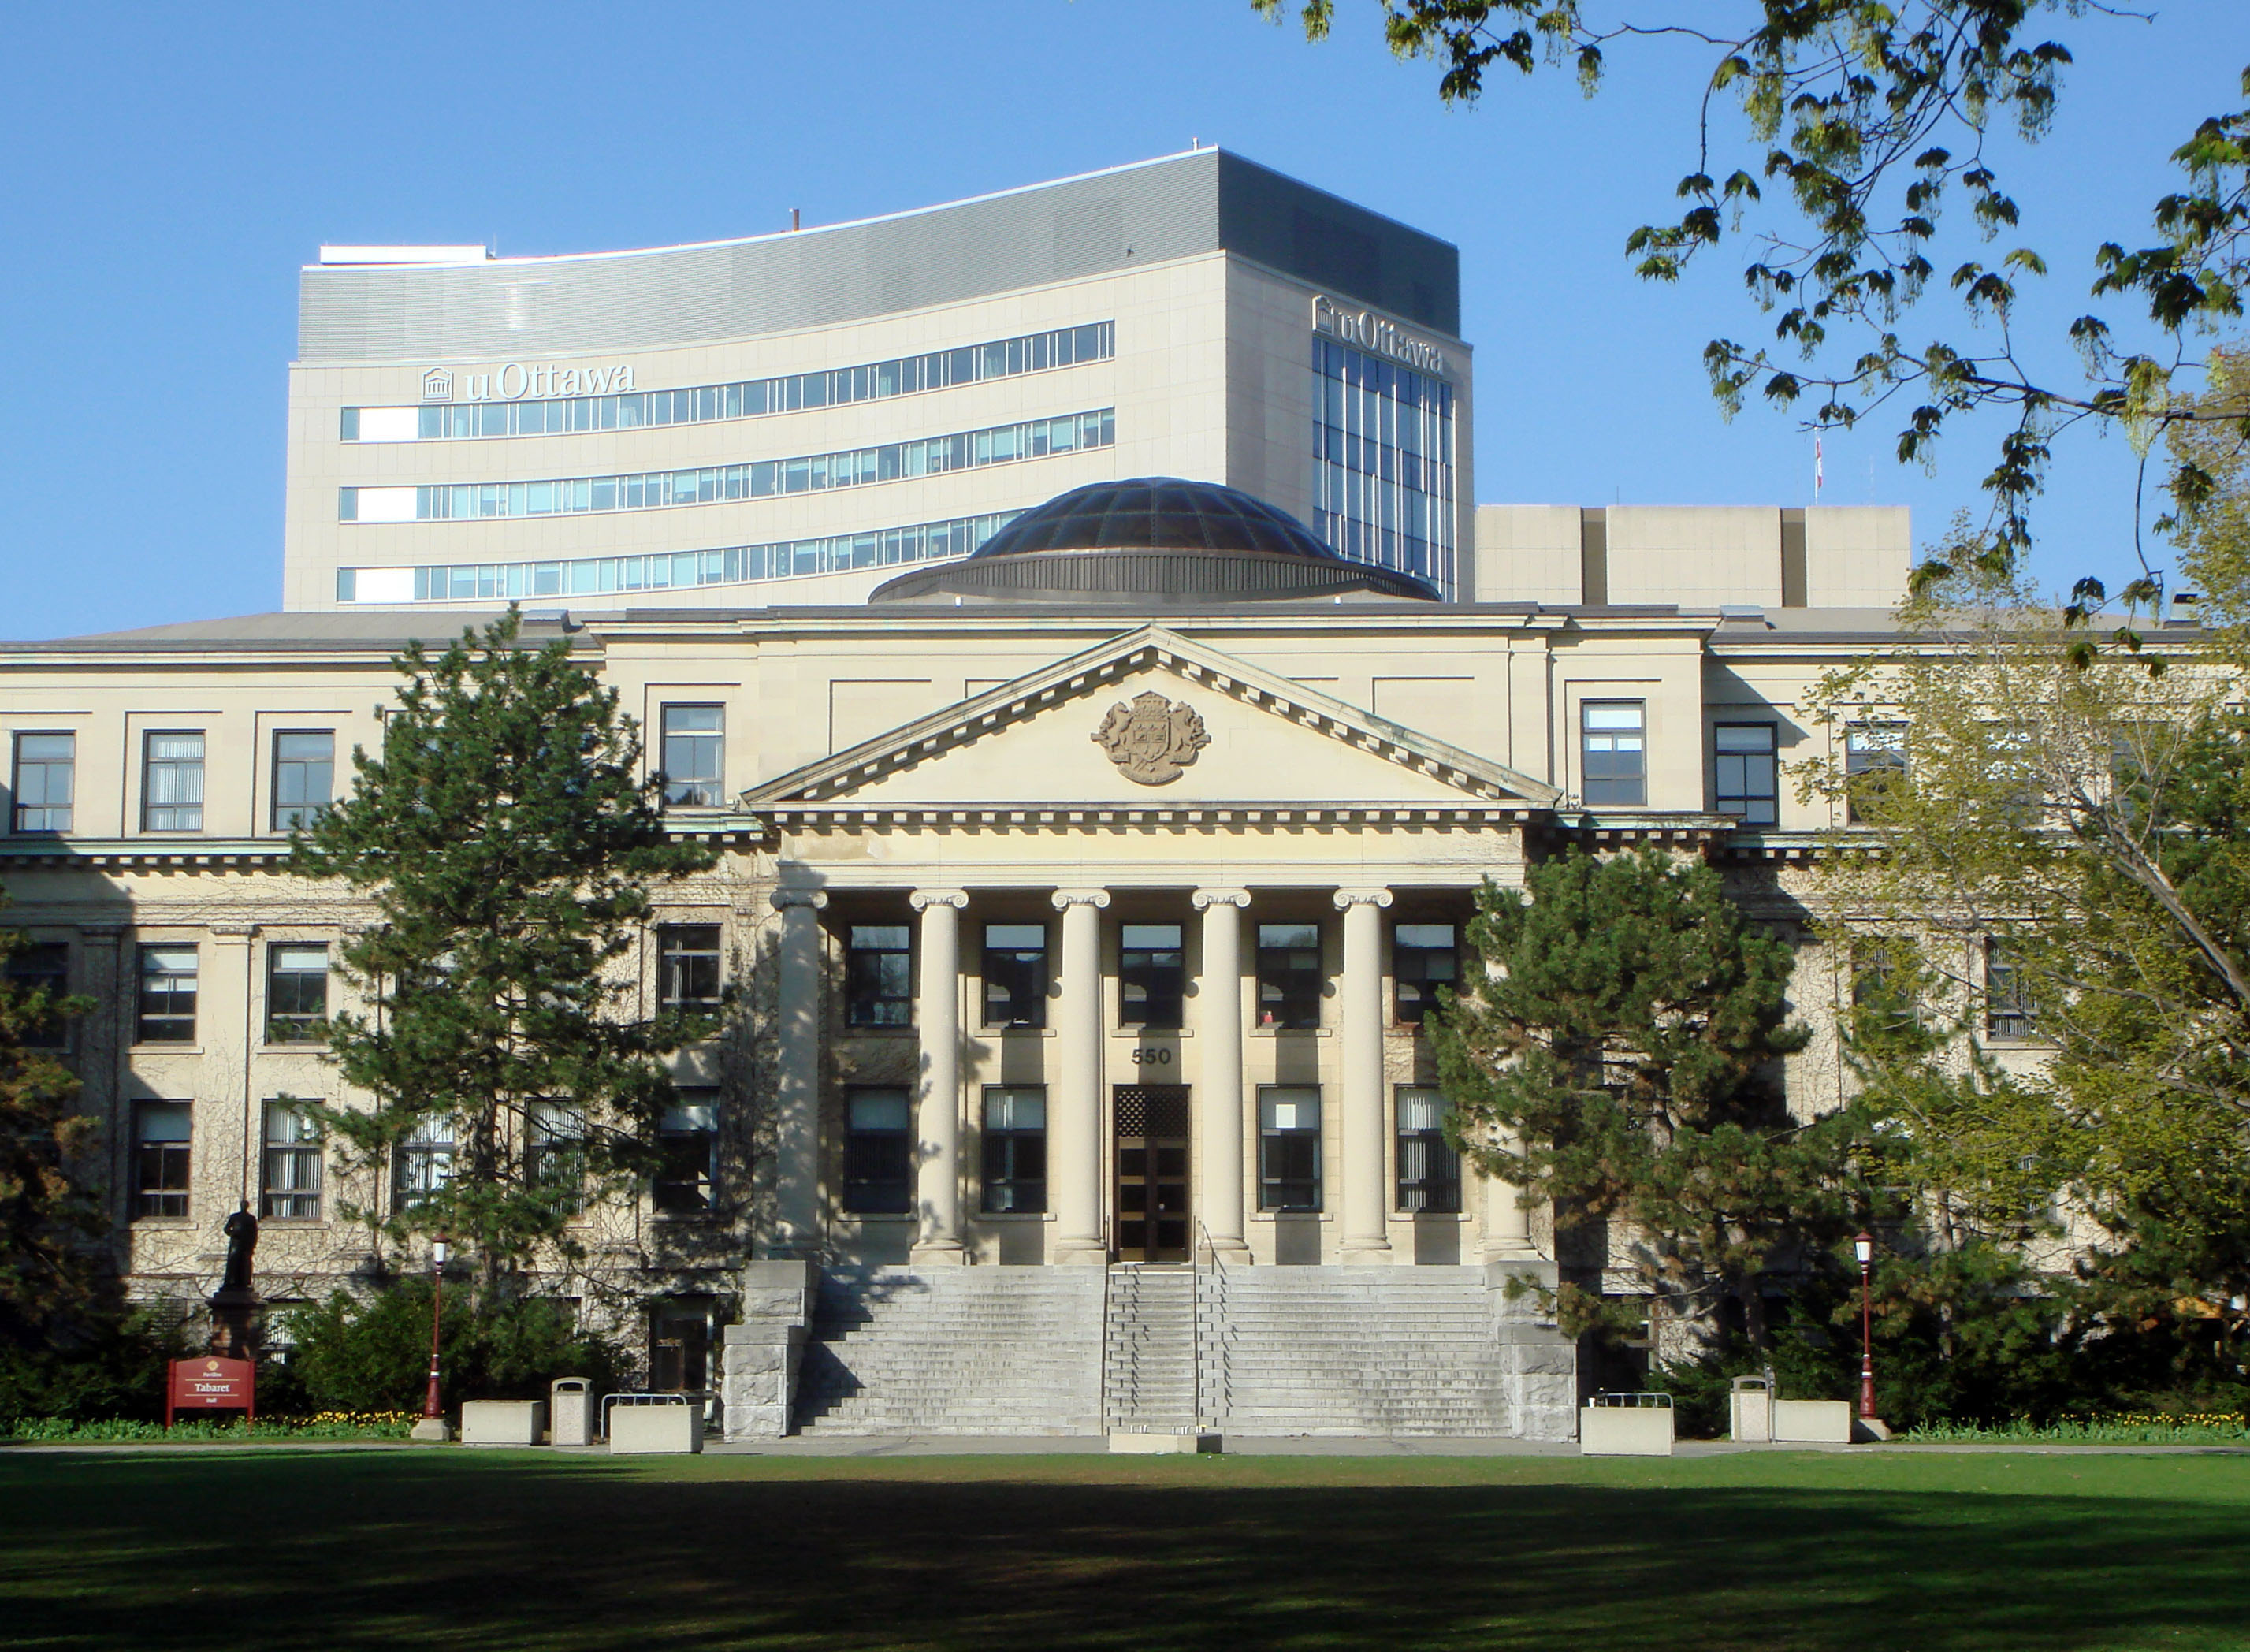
[136,944,198,1043]
[265,943,329,1042]
[1581,702,1646,807]
[4,940,69,1048]
[843,1087,912,1213]
[10,732,73,832]
[1255,922,1323,1030]
[1845,724,1909,824]
[1395,1087,1462,1214]
[660,705,724,807]
[1850,938,1919,1034]
[657,925,722,1012]
[1119,923,1185,1029]
[260,1102,322,1221]
[654,1093,717,1214]
[1393,922,1457,1025]
[980,1086,1047,1213]
[981,923,1048,1029]
[272,731,335,829]
[134,1102,192,1219]
[845,923,912,1028]
[142,731,206,832]
[1258,1087,1322,1211]
[1985,940,2036,1041]
[1714,723,1779,827]
[395,1115,456,1210]
[526,1099,586,1192]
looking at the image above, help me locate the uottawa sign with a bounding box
[166,1356,255,1427]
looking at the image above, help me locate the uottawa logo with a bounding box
[422,361,638,402]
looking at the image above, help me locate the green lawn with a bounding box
[4,1448,2247,1650]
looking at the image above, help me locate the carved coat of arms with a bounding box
[1092,691,1211,785]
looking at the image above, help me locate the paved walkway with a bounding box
[9,1434,2247,1457]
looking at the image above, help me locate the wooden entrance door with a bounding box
[1114,1084,1191,1261]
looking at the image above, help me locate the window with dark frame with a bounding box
[980,1087,1047,1213]
[657,925,722,1012]
[649,1299,713,1393]
[1393,922,1457,1025]
[981,922,1048,1029]
[1845,724,1910,824]
[134,1101,192,1219]
[845,924,912,1028]
[10,731,74,832]
[1985,940,2037,1041]
[4,940,69,1048]
[1850,937,1920,1034]
[1258,1088,1322,1211]
[1714,723,1780,826]
[136,944,198,1044]
[843,1087,913,1213]
[260,1101,322,1221]
[654,1093,717,1214]
[1395,1086,1462,1214]
[265,943,329,1042]
[142,731,205,832]
[1119,923,1185,1029]
[526,1099,586,1193]
[660,705,725,807]
[271,731,335,829]
[1581,702,1646,806]
[395,1115,456,1210]
[1255,922,1323,1029]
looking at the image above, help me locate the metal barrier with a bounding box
[1588,1391,1675,1408]
[601,1390,712,1436]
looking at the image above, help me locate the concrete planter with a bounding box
[608,1403,704,1455]
[1772,1399,1853,1443]
[459,1400,546,1446]
[1579,1397,1675,1457]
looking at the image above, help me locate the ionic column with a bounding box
[1192,889,1252,1260]
[909,890,969,1265]
[769,888,827,1259]
[1051,889,1110,1264]
[1334,889,1394,1263]
[1481,1133,1539,1260]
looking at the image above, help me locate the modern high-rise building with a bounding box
[289,148,1472,612]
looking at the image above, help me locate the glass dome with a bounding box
[969,478,1341,562]
[869,477,1438,605]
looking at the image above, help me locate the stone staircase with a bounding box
[1102,1265,1203,1433]
[1198,1265,1566,1438]
[793,1267,1105,1435]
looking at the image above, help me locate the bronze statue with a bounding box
[220,1204,258,1294]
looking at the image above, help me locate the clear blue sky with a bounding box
[2,1,2241,638]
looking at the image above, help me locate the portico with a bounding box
[745,619,1560,1270]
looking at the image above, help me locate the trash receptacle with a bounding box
[1729,1375,1773,1442]
[551,1377,593,1447]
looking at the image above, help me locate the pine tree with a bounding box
[0,887,106,1352]
[1430,846,1852,1349]
[289,610,720,1297]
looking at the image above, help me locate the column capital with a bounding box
[1051,889,1111,911]
[771,889,829,913]
[1332,888,1394,910]
[1192,888,1252,910]
[909,888,969,911]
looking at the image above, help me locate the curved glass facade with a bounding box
[1310,337,1456,596]
[336,508,1025,604]
[341,322,1114,443]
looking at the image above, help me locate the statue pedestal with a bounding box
[208,1287,262,1361]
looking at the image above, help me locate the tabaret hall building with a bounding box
[0,151,1934,1441]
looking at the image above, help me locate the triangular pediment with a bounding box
[739,626,1560,813]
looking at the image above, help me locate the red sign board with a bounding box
[166,1356,255,1427]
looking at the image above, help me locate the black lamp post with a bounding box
[1854,1230,1877,1420]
